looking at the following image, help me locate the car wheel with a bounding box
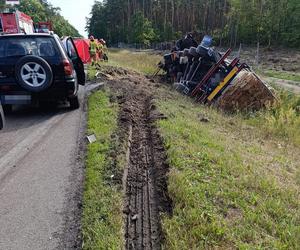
[69,96,80,110]
[15,56,53,92]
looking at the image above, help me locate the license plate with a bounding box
[3,95,31,104]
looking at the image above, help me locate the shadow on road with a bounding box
[1,104,72,133]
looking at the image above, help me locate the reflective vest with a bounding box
[90,40,98,54]
[97,43,103,52]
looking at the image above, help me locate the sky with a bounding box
[49,0,95,37]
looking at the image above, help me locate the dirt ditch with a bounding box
[103,68,172,249]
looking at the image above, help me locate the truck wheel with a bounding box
[69,96,80,110]
[15,56,53,92]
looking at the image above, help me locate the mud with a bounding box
[102,67,172,249]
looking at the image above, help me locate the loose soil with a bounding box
[100,67,172,249]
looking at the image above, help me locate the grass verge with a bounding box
[246,91,300,146]
[156,92,300,249]
[86,49,300,248]
[82,90,123,249]
[87,66,97,82]
[263,70,300,84]
[106,49,160,74]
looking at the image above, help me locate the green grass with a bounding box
[82,90,123,250]
[106,49,161,75]
[87,66,97,82]
[246,91,300,146]
[156,92,300,249]
[84,50,300,249]
[263,70,300,84]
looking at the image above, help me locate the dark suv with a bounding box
[0,33,85,110]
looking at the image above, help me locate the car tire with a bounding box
[15,56,53,92]
[69,96,80,110]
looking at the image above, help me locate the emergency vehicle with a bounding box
[0,11,34,34]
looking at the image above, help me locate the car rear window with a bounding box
[0,37,59,58]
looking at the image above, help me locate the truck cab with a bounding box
[0,11,34,34]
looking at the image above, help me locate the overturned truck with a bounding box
[159,36,276,112]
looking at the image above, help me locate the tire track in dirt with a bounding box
[106,70,172,250]
[123,96,160,249]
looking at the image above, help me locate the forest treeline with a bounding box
[86,0,300,47]
[0,0,80,37]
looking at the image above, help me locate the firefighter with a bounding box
[97,39,104,61]
[89,35,98,66]
[100,39,108,62]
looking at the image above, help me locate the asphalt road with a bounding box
[0,84,101,250]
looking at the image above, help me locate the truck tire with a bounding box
[15,56,53,92]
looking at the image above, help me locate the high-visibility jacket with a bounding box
[102,44,108,53]
[97,43,103,52]
[89,40,98,54]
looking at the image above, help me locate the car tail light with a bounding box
[63,59,73,76]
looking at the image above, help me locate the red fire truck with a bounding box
[0,10,34,34]
[35,22,53,33]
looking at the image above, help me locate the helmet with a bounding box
[99,39,106,44]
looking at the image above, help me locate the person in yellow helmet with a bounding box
[100,39,108,62]
[89,35,98,66]
[97,39,104,61]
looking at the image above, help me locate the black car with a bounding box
[0,103,4,130]
[0,33,85,110]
